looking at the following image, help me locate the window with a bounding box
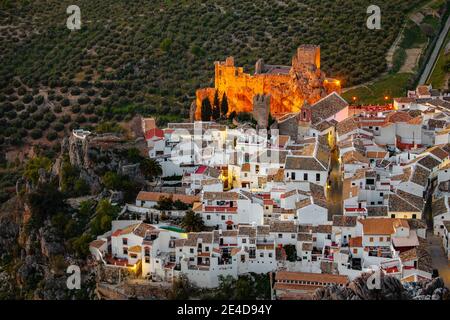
[206,215,211,220]
[386,237,390,241]
[379,237,383,242]
[380,192,384,197]
[291,172,296,180]
[278,234,282,238]
[268,253,273,258]
[205,246,209,252]
[369,237,374,242]
[190,248,194,254]
[391,214,395,218]
[122,238,128,245]
[303,173,308,181]
[316,173,320,182]
[221,215,225,220]
[260,252,264,258]
[353,249,357,254]
[412,214,417,219]
[123,247,128,255]
[291,234,296,239]
[242,239,247,244]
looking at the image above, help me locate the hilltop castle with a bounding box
[194,45,341,120]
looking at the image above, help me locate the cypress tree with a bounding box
[201,97,212,121]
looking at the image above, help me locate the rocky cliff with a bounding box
[0,196,96,299]
[313,273,449,300]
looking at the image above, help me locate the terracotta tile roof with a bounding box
[145,128,164,140]
[432,196,449,217]
[410,165,430,186]
[418,155,441,170]
[254,149,290,164]
[394,97,415,103]
[396,189,424,211]
[112,223,140,237]
[360,218,409,235]
[399,248,418,262]
[308,92,348,125]
[275,271,349,285]
[366,151,388,159]
[332,215,357,227]
[342,150,369,165]
[203,192,240,201]
[297,233,313,241]
[336,117,359,136]
[367,206,388,217]
[174,239,186,247]
[388,194,422,213]
[386,111,412,123]
[184,232,214,246]
[270,221,297,233]
[267,168,285,182]
[257,225,270,235]
[428,119,446,130]
[313,120,334,132]
[295,197,312,209]
[297,225,314,233]
[428,146,449,160]
[89,239,106,249]
[137,191,199,204]
[133,223,157,238]
[285,156,326,171]
[417,85,430,96]
[238,225,256,237]
[391,167,412,182]
[349,236,362,247]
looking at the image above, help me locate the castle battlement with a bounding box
[195,45,340,120]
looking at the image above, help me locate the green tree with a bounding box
[212,91,220,120]
[102,171,122,190]
[167,275,196,300]
[284,244,297,262]
[180,210,204,232]
[201,98,212,121]
[24,156,52,185]
[220,93,229,118]
[140,158,162,181]
[155,196,173,210]
[90,199,119,235]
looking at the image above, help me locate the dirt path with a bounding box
[400,46,425,73]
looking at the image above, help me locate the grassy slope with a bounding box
[428,29,450,88]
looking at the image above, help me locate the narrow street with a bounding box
[427,231,450,288]
[327,147,343,220]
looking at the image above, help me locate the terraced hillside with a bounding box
[0,0,427,154]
